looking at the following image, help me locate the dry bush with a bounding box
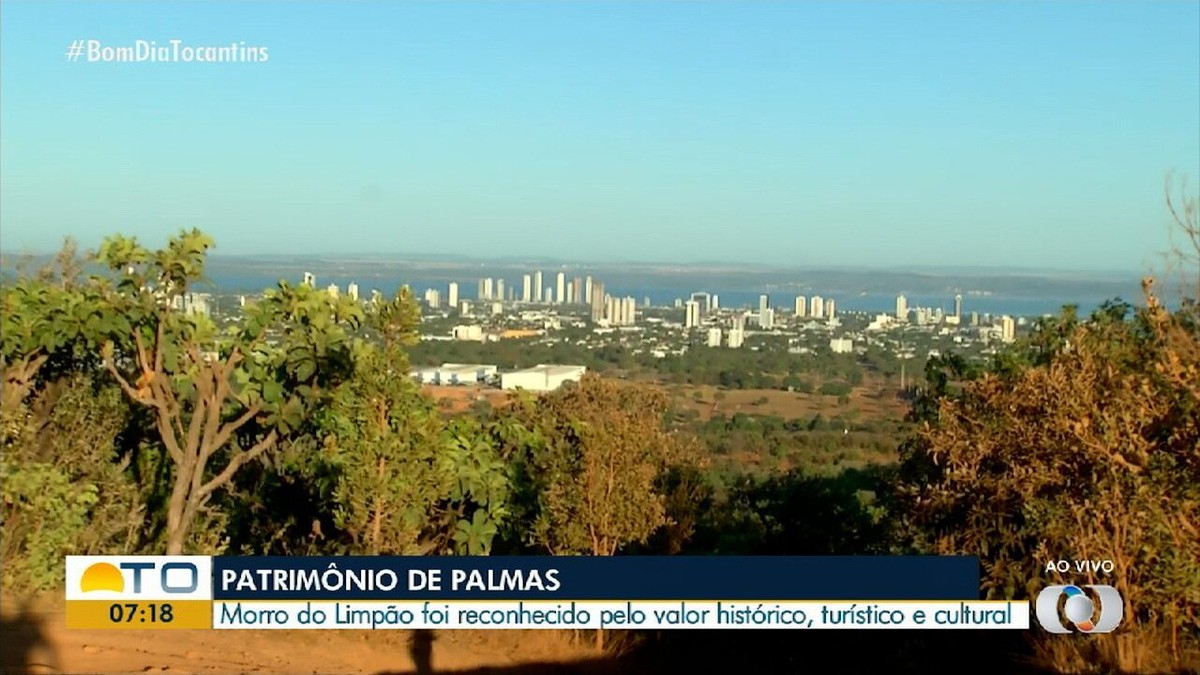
[899,181,1200,674]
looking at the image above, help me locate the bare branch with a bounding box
[206,403,263,461]
[197,429,278,500]
[153,314,166,374]
[132,330,151,376]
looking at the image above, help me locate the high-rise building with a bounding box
[760,308,775,329]
[706,328,722,347]
[685,300,701,328]
[566,283,575,305]
[759,294,770,327]
[573,277,583,305]
[727,327,745,348]
[424,288,441,309]
[545,286,553,304]
[603,295,637,326]
[347,283,360,301]
[825,298,836,319]
[643,297,651,308]
[534,271,544,303]
[711,295,719,311]
[495,279,505,302]
[448,282,459,309]
[896,294,908,321]
[477,279,486,300]
[970,311,979,327]
[954,294,963,320]
[590,281,606,322]
[556,272,566,305]
[1001,315,1016,343]
[303,272,316,287]
[327,283,340,298]
[521,275,532,303]
[794,295,807,317]
[585,276,593,304]
[810,296,824,319]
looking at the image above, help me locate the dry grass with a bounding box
[668,383,909,422]
[1028,626,1200,674]
[423,386,516,414]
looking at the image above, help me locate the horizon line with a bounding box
[0,248,1151,278]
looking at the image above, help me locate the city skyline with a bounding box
[1,2,1197,271]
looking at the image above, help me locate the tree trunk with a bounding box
[165,466,192,555]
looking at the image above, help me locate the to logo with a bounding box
[79,561,198,594]
[1035,585,1123,634]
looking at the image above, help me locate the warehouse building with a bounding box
[499,364,587,392]
[409,363,498,386]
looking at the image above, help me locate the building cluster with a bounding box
[171,292,213,317]
[294,270,1021,358]
[410,362,586,392]
[437,272,640,327]
[893,293,1015,343]
[677,291,840,348]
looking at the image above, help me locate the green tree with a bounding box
[320,290,508,555]
[94,230,363,554]
[500,376,693,557]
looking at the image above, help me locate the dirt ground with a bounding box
[0,596,613,675]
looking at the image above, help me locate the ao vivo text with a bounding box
[1043,559,1114,574]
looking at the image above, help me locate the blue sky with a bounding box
[1,1,1197,270]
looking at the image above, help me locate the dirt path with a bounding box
[1,597,608,675]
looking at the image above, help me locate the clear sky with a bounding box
[1,1,1197,270]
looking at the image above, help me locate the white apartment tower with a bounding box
[896,294,908,321]
[685,300,701,328]
[556,272,566,305]
[448,282,459,308]
[810,296,824,319]
[761,308,775,329]
[794,295,807,317]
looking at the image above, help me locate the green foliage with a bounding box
[0,458,98,591]
[496,376,694,556]
[283,291,512,557]
[0,376,142,591]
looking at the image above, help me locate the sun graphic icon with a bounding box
[80,562,124,593]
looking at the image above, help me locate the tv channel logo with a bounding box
[65,556,212,601]
[1035,584,1123,634]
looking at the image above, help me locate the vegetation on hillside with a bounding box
[2,182,1197,672]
